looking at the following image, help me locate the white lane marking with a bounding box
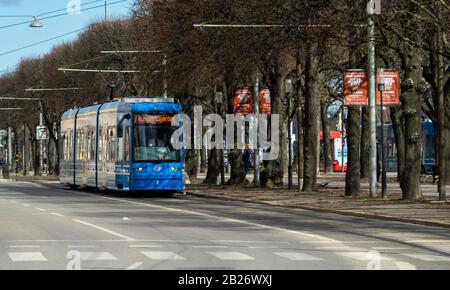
[72,219,136,241]
[9,200,17,203]
[395,262,417,270]
[74,191,341,244]
[141,251,186,260]
[407,240,450,244]
[9,252,48,262]
[318,246,358,251]
[127,262,143,270]
[335,252,393,261]
[21,203,30,207]
[208,252,256,261]
[192,245,229,249]
[36,208,46,212]
[402,254,450,262]
[6,245,40,249]
[50,213,65,217]
[80,252,117,261]
[372,247,409,251]
[129,245,163,248]
[68,245,98,249]
[210,240,289,244]
[274,252,324,261]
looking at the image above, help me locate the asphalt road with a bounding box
[0,181,449,270]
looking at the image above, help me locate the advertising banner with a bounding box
[259,88,271,115]
[377,69,401,106]
[344,70,368,106]
[234,88,253,115]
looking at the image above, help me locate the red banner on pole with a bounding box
[234,88,253,115]
[344,70,368,106]
[259,88,271,115]
[376,70,401,106]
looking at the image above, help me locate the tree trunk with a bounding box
[390,106,406,183]
[345,107,361,197]
[321,103,333,173]
[264,50,289,187]
[401,49,423,201]
[445,77,450,184]
[360,107,370,178]
[185,149,199,180]
[203,149,220,185]
[302,42,321,192]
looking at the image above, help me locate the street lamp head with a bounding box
[30,16,43,28]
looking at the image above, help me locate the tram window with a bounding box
[107,127,116,162]
[76,131,81,161]
[117,127,124,162]
[124,127,130,162]
[98,128,103,161]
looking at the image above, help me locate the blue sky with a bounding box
[0,0,134,74]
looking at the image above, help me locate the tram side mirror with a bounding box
[117,114,131,138]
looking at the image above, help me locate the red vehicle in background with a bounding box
[320,131,348,173]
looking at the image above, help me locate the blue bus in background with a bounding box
[60,98,185,194]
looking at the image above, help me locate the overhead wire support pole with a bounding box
[367,13,378,198]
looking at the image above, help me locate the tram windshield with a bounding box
[133,114,180,162]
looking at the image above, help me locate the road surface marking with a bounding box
[318,246,358,251]
[72,219,136,241]
[335,252,393,261]
[21,203,30,207]
[402,254,450,262]
[74,191,341,244]
[210,240,289,244]
[192,245,229,249]
[129,245,163,248]
[50,213,65,217]
[274,252,324,261]
[36,208,46,212]
[372,247,409,251]
[407,240,450,244]
[6,245,40,249]
[80,252,117,261]
[208,252,255,261]
[126,262,143,270]
[9,200,17,203]
[141,251,185,260]
[395,262,417,270]
[8,252,48,262]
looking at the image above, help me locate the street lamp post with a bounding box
[367,3,379,198]
[378,69,387,199]
[285,79,294,190]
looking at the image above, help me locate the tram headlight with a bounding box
[171,166,181,172]
[133,167,144,172]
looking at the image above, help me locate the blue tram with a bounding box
[60,98,185,193]
[378,120,436,173]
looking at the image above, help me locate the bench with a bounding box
[422,164,439,183]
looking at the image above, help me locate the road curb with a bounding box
[188,192,450,230]
[0,178,16,183]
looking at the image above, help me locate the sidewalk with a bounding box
[187,183,450,229]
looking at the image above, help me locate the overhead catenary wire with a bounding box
[0,28,86,57]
